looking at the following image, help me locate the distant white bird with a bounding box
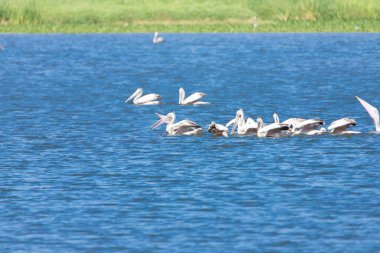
[179,87,209,105]
[327,118,360,134]
[273,113,325,135]
[153,32,165,44]
[152,112,202,136]
[257,117,289,137]
[356,96,380,132]
[208,122,228,137]
[226,109,258,135]
[125,88,161,105]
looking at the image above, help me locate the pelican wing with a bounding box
[356,96,380,131]
[183,92,206,104]
[265,123,289,136]
[213,123,228,132]
[135,93,161,104]
[173,120,201,135]
[328,118,356,131]
[295,119,324,131]
[283,118,305,125]
[176,120,201,128]
[245,118,258,128]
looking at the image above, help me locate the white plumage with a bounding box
[328,118,359,134]
[125,88,161,105]
[356,96,380,132]
[152,112,202,136]
[227,109,258,135]
[153,32,165,44]
[257,117,289,137]
[179,87,209,105]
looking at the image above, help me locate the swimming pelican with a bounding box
[179,87,209,105]
[327,118,360,134]
[227,109,258,135]
[256,117,289,138]
[152,112,202,136]
[208,122,228,137]
[125,88,161,105]
[356,96,380,132]
[153,32,165,44]
[273,113,325,135]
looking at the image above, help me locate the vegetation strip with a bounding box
[1,0,379,33]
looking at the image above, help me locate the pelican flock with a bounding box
[126,86,378,138]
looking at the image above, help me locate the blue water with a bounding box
[1,33,380,252]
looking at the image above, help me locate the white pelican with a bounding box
[125,88,161,105]
[152,112,202,136]
[273,113,325,135]
[327,118,360,134]
[208,122,228,137]
[227,109,258,135]
[178,87,209,105]
[257,117,289,138]
[153,32,165,44]
[356,96,380,132]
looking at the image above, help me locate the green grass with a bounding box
[0,0,380,32]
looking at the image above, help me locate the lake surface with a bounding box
[1,33,380,252]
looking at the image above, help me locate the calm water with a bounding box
[1,34,380,252]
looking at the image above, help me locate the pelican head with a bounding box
[231,109,244,134]
[273,113,280,124]
[125,88,143,103]
[257,117,264,129]
[152,112,176,130]
[179,87,185,104]
[207,121,216,132]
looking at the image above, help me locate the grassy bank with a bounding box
[0,0,379,33]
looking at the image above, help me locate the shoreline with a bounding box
[1,20,379,33]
